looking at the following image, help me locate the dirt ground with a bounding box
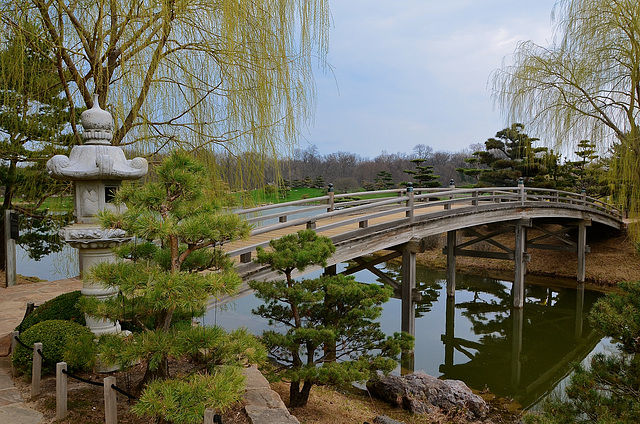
[0,354,521,424]
[1,225,638,423]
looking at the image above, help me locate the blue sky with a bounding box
[302,0,559,157]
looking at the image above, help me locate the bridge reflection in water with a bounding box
[206,265,605,409]
[389,268,604,409]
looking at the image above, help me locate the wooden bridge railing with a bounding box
[227,185,622,262]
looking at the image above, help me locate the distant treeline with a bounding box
[207,143,477,192]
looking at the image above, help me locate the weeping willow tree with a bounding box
[492,0,640,235]
[1,0,330,185]
[0,27,75,272]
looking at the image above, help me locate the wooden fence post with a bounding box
[31,342,42,398]
[327,183,334,212]
[405,183,414,220]
[56,362,68,419]
[204,408,215,424]
[104,376,117,424]
[10,331,19,376]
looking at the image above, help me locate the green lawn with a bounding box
[234,187,326,207]
[0,196,73,213]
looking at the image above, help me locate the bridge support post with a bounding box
[444,296,455,368]
[575,283,585,339]
[510,307,523,388]
[323,264,337,276]
[577,221,587,282]
[513,223,527,309]
[446,230,456,297]
[401,245,416,338]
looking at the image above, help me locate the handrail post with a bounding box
[56,362,68,420]
[104,376,117,424]
[405,183,414,220]
[472,190,478,207]
[444,179,455,210]
[518,177,525,205]
[327,183,334,212]
[581,189,586,207]
[11,331,19,376]
[32,342,42,398]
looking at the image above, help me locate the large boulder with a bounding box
[367,373,488,420]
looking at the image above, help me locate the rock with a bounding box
[0,333,12,357]
[367,373,488,420]
[373,415,406,424]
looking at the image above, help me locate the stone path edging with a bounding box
[243,365,299,424]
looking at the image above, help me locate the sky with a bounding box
[302,0,559,158]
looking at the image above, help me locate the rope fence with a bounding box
[11,304,223,423]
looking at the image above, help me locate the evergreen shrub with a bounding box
[12,319,97,376]
[16,291,85,333]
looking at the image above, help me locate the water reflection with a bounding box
[205,265,604,409]
[431,274,601,408]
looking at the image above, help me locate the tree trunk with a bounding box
[141,354,170,386]
[288,380,313,408]
[0,159,17,272]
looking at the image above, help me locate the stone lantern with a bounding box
[46,95,148,336]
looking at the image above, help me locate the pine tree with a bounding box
[0,29,76,271]
[249,230,413,408]
[84,151,265,422]
[404,158,441,188]
[565,140,608,197]
[465,124,557,188]
[374,170,395,190]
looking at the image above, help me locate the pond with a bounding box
[16,244,77,281]
[202,263,614,410]
[17,231,613,409]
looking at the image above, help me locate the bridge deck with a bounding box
[213,186,623,315]
[224,186,621,270]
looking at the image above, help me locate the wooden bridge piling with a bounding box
[511,307,524,387]
[446,230,456,297]
[513,222,528,308]
[401,244,417,338]
[577,222,587,282]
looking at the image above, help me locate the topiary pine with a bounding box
[12,319,96,376]
[80,151,265,422]
[16,290,85,333]
[250,230,413,408]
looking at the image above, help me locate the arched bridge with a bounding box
[222,185,623,333]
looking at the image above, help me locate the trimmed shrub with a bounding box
[12,320,97,376]
[16,291,85,333]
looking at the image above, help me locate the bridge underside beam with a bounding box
[525,221,591,282]
[442,218,591,307]
[343,251,402,277]
[444,219,532,308]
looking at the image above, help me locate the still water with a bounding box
[18,242,612,409]
[202,263,613,409]
[16,244,77,281]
